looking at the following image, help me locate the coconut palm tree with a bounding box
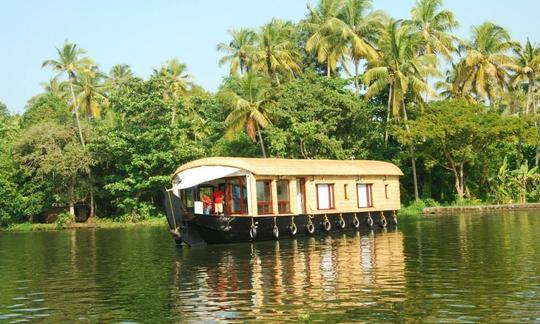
[217,28,256,75]
[305,0,349,77]
[512,39,540,115]
[435,62,476,102]
[408,0,459,101]
[42,40,93,146]
[458,22,518,103]
[219,72,272,157]
[364,19,437,122]
[409,0,458,59]
[252,19,301,85]
[339,0,384,92]
[364,19,437,201]
[154,58,192,125]
[107,64,134,93]
[40,78,68,100]
[72,69,108,119]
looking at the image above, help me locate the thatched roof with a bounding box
[173,157,403,178]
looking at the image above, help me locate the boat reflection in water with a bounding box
[168,228,405,322]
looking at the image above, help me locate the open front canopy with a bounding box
[174,166,242,189]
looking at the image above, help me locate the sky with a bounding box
[1,0,540,114]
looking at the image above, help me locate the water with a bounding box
[1,212,539,323]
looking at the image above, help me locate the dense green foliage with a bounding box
[1,0,539,226]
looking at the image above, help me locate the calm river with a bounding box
[1,211,539,322]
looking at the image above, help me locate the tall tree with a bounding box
[253,19,301,85]
[339,0,382,92]
[219,73,272,157]
[364,19,437,200]
[217,28,256,75]
[154,58,192,126]
[305,0,350,77]
[512,39,540,115]
[409,0,459,101]
[107,64,134,93]
[72,68,108,119]
[42,40,93,146]
[457,22,517,103]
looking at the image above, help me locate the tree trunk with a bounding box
[68,179,76,217]
[68,81,86,147]
[354,59,360,95]
[171,104,177,126]
[526,75,535,115]
[256,123,267,158]
[384,87,393,147]
[402,102,420,201]
[327,61,331,77]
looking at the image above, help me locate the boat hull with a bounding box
[164,188,397,246]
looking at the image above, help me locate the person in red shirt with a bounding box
[212,189,224,215]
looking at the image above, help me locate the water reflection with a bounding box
[169,229,405,322]
[1,212,540,322]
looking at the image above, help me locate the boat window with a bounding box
[183,188,195,209]
[316,184,334,210]
[198,186,214,201]
[277,180,290,213]
[385,184,389,199]
[344,184,349,200]
[357,184,373,208]
[256,180,273,215]
[226,177,247,214]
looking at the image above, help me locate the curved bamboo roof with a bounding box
[173,157,403,178]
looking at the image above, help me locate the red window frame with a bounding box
[316,184,335,210]
[225,177,247,215]
[256,180,273,215]
[276,180,291,214]
[356,183,374,208]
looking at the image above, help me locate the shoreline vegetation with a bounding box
[1,0,539,229]
[2,217,167,233]
[6,201,540,233]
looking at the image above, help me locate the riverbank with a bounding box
[2,217,167,232]
[423,203,540,215]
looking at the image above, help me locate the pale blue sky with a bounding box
[1,1,539,113]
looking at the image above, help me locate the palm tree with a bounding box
[512,39,540,115]
[252,19,301,85]
[365,19,436,122]
[408,0,459,101]
[40,78,68,100]
[107,64,134,92]
[339,0,383,92]
[154,58,192,125]
[217,28,256,75]
[42,40,93,146]
[72,68,108,119]
[458,22,517,103]
[219,72,272,157]
[364,19,437,201]
[409,0,458,58]
[305,0,349,77]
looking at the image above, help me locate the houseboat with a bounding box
[164,157,403,246]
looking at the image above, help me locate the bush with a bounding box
[399,199,440,217]
[55,212,72,229]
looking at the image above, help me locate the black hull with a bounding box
[173,212,397,246]
[164,186,397,246]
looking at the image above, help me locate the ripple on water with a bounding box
[0,214,540,322]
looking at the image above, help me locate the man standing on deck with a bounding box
[213,188,224,215]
